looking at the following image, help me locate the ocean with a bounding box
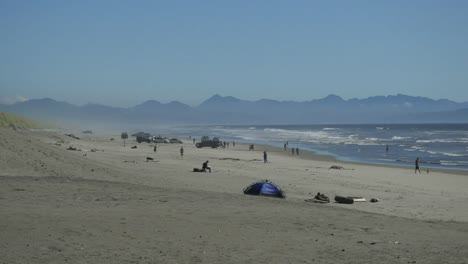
[160,123,468,171]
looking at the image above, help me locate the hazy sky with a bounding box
[1,0,467,106]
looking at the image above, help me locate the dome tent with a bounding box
[243,180,285,198]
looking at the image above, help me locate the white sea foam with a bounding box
[410,146,424,150]
[260,128,384,146]
[419,149,465,157]
[441,152,465,157]
[416,138,468,143]
[440,162,460,166]
[392,136,411,140]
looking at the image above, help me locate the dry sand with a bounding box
[1,127,467,263]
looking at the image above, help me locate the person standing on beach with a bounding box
[284,143,287,151]
[180,147,184,158]
[153,144,157,152]
[296,147,299,155]
[415,157,421,174]
[263,151,268,163]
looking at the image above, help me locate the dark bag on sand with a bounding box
[193,168,203,172]
[334,195,354,204]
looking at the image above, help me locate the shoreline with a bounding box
[235,141,468,176]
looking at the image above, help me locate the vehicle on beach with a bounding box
[136,135,152,143]
[195,136,222,148]
[133,132,182,144]
[153,137,169,143]
[170,138,183,144]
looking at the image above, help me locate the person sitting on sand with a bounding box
[202,160,211,173]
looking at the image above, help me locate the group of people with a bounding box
[156,139,425,175]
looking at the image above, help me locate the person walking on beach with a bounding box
[263,151,268,163]
[296,147,299,155]
[180,147,184,158]
[415,157,421,174]
[284,143,287,151]
[153,144,157,152]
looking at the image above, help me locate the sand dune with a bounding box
[1,127,467,263]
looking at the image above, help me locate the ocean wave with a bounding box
[418,149,465,157]
[237,136,256,140]
[366,137,385,142]
[416,138,468,143]
[404,148,417,152]
[323,127,338,130]
[376,158,396,162]
[441,152,465,157]
[440,162,463,166]
[410,146,424,149]
[392,136,411,140]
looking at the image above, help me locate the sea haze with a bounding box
[1,94,468,126]
[162,123,468,171]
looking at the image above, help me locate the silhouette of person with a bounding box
[296,147,299,155]
[180,147,184,158]
[263,151,268,163]
[202,160,211,173]
[154,144,157,152]
[415,157,421,174]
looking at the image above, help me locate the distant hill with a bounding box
[2,94,468,126]
[0,112,47,129]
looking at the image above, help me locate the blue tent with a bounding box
[243,180,285,198]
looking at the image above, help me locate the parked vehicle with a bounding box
[153,137,169,143]
[195,136,222,148]
[170,138,183,144]
[136,136,152,143]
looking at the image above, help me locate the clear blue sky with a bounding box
[1,0,467,106]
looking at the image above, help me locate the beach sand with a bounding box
[1,127,467,263]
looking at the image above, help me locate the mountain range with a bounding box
[1,94,467,128]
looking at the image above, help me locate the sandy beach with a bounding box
[1,127,467,263]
